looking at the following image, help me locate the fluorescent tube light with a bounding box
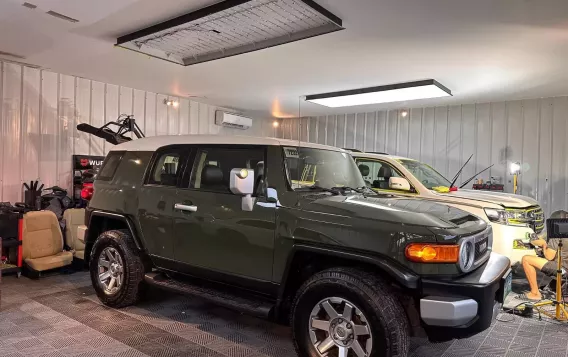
[305,80,452,108]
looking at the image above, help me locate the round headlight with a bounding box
[459,241,475,272]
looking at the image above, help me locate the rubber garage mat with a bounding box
[1,272,567,357]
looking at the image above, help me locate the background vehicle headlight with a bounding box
[484,208,507,224]
[459,240,475,272]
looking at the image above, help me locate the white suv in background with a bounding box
[351,151,544,265]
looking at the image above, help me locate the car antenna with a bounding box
[449,154,473,188]
[459,164,495,189]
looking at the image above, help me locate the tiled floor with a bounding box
[1,271,567,357]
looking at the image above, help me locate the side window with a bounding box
[148,151,184,186]
[97,151,124,181]
[189,147,265,195]
[356,159,401,189]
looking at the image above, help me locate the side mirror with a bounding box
[266,188,279,204]
[389,177,411,191]
[230,168,254,211]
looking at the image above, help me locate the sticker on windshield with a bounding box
[283,147,299,158]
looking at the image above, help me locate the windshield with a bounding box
[284,147,366,190]
[397,159,452,190]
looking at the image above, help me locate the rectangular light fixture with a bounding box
[305,79,452,108]
[116,0,343,66]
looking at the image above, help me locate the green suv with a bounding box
[83,135,511,357]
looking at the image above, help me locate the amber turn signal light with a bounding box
[405,243,459,263]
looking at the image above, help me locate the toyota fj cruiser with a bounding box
[82,135,511,357]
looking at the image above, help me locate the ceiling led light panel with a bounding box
[306,80,453,108]
[117,0,343,66]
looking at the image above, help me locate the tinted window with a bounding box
[149,152,183,186]
[355,159,401,189]
[97,152,123,181]
[189,147,264,194]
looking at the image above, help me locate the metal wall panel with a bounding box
[317,116,327,145]
[39,71,58,188]
[75,78,91,155]
[2,63,22,203]
[156,94,168,136]
[421,107,435,166]
[105,84,119,154]
[133,90,146,135]
[551,97,567,213]
[408,108,422,160]
[460,104,476,188]
[434,107,449,177]
[364,112,376,153]
[90,81,105,156]
[397,111,410,158]
[308,117,317,143]
[58,75,75,192]
[0,60,267,203]
[179,98,190,135]
[287,97,568,216]
[22,67,41,186]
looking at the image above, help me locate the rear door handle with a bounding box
[174,203,197,212]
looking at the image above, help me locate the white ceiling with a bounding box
[1,0,568,118]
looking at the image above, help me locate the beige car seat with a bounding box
[22,211,73,272]
[63,208,86,260]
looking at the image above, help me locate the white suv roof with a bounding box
[110,135,344,152]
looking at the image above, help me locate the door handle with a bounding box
[174,203,197,212]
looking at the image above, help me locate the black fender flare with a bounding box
[87,210,145,251]
[278,244,420,299]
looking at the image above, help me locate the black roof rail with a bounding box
[342,148,362,152]
[367,152,389,155]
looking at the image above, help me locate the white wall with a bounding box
[0,61,273,203]
[277,99,568,216]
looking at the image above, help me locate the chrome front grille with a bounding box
[529,206,545,233]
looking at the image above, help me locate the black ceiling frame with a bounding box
[116,0,343,66]
[304,80,453,101]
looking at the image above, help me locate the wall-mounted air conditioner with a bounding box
[215,111,252,130]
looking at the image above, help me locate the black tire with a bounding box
[292,267,409,357]
[90,229,146,308]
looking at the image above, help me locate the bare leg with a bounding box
[521,255,549,300]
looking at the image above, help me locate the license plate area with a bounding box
[502,269,512,302]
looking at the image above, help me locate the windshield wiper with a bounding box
[307,185,343,195]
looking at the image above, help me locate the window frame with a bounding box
[97,151,125,181]
[355,157,419,194]
[180,144,268,196]
[144,145,191,187]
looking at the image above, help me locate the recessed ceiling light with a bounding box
[116,0,343,66]
[305,80,452,108]
[22,2,37,9]
[46,10,79,23]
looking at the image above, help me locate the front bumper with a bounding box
[419,252,510,340]
[490,223,536,265]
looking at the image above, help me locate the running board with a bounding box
[144,272,274,318]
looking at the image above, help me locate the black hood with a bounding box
[299,192,483,229]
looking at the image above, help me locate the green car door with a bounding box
[137,146,190,260]
[172,145,277,288]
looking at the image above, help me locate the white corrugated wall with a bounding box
[0,61,273,203]
[278,99,568,216]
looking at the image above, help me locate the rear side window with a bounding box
[97,152,123,181]
[148,149,188,186]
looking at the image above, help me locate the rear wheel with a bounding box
[292,268,409,357]
[90,229,145,308]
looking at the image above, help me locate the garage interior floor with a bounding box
[1,272,567,357]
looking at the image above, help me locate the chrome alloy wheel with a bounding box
[97,247,124,295]
[309,297,373,357]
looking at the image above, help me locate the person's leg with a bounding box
[521,255,550,300]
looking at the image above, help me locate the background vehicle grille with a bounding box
[529,206,545,233]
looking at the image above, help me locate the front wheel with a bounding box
[292,268,409,357]
[89,229,145,308]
